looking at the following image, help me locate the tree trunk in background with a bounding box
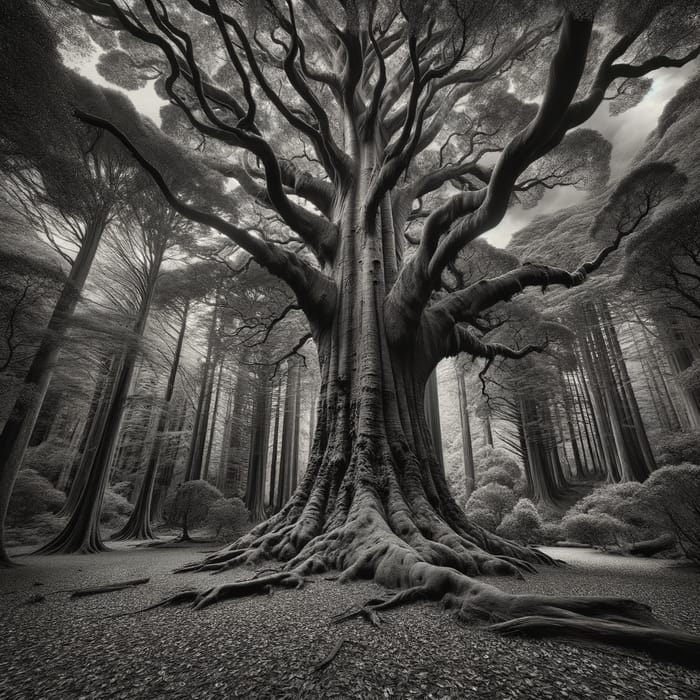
[519,396,563,505]
[559,369,585,479]
[113,300,189,540]
[0,212,107,565]
[58,360,109,495]
[599,303,656,478]
[37,254,160,554]
[184,303,219,482]
[268,377,282,510]
[245,366,272,521]
[28,388,60,446]
[151,393,188,520]
[275,359,301,511]
[483,415,494,447]
[223,364,252,497]
[290,367,302,492]
[216,376,234,492]
[454,360,475,498]
[664,318,700,429]
[36,352,128,554]
[424,370,445,476]
[203,359,224,481]
[58,357,120,518]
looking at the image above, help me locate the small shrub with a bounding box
[164,480,223,539]
[23,440,73,486]
[7,469,66,525]
[567,482,654,538]
[6,512,65,546]
[541,521,564,545]
[561,512,630,547]
[466,483,517,529]
[467,507,500,533]
[110,481,133,500]
[100,488,134,527]
[639,463,700,563]
[474,447,522,490]
[208,497,249,540]
[497,498,544,545]
[656,433,700,466]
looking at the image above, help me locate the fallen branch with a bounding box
[69,578,150,598]
[626,534,676,558]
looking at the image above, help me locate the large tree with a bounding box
[38,0,700,660]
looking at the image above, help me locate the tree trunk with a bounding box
[112,299,189,540]
[0,212,107,565]
[184,303,219,482]
[37,250,161,554]
[244,365,272,521]
[203,358,224,481]
[275,359,301,511]
[423,370,445,476]
[268,376,282,510]
[454,360,475,498]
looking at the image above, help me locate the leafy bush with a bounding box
[23,440,73,486]
[110,481,133,501]
[164,480,223,539]
[7,469,66,525]
[474,447,522,490]
[656,432,700,466]
[566,482,653,538]
[497,498,544,544]
[208,497,250,539]
[639,463,700,563]
[541,521,564,545]
[561,512,631,547]
[6,513,65,547]
[465,483,517,531]
[100,488,134,527]
[467,507,500,532]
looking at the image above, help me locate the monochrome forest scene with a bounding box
[1,0,700,698]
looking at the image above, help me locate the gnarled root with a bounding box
[332,561,700,669]
[120,571,306,617]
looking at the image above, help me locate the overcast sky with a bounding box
[69,52,698,251]
[484,60,699,247]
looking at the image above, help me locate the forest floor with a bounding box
[1,542,699,700]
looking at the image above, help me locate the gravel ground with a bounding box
[1,543,698,700]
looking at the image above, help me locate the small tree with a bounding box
[208,497,249,540]
[164,480,222,541]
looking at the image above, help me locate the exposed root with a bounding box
[119,571,306,617]
[148,452,700,669]
[311,639,366,674]
[488,615,700,669]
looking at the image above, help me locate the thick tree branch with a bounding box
[75,110,335,328]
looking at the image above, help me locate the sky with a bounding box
[66,49,698,251]
[484,60,699,247]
